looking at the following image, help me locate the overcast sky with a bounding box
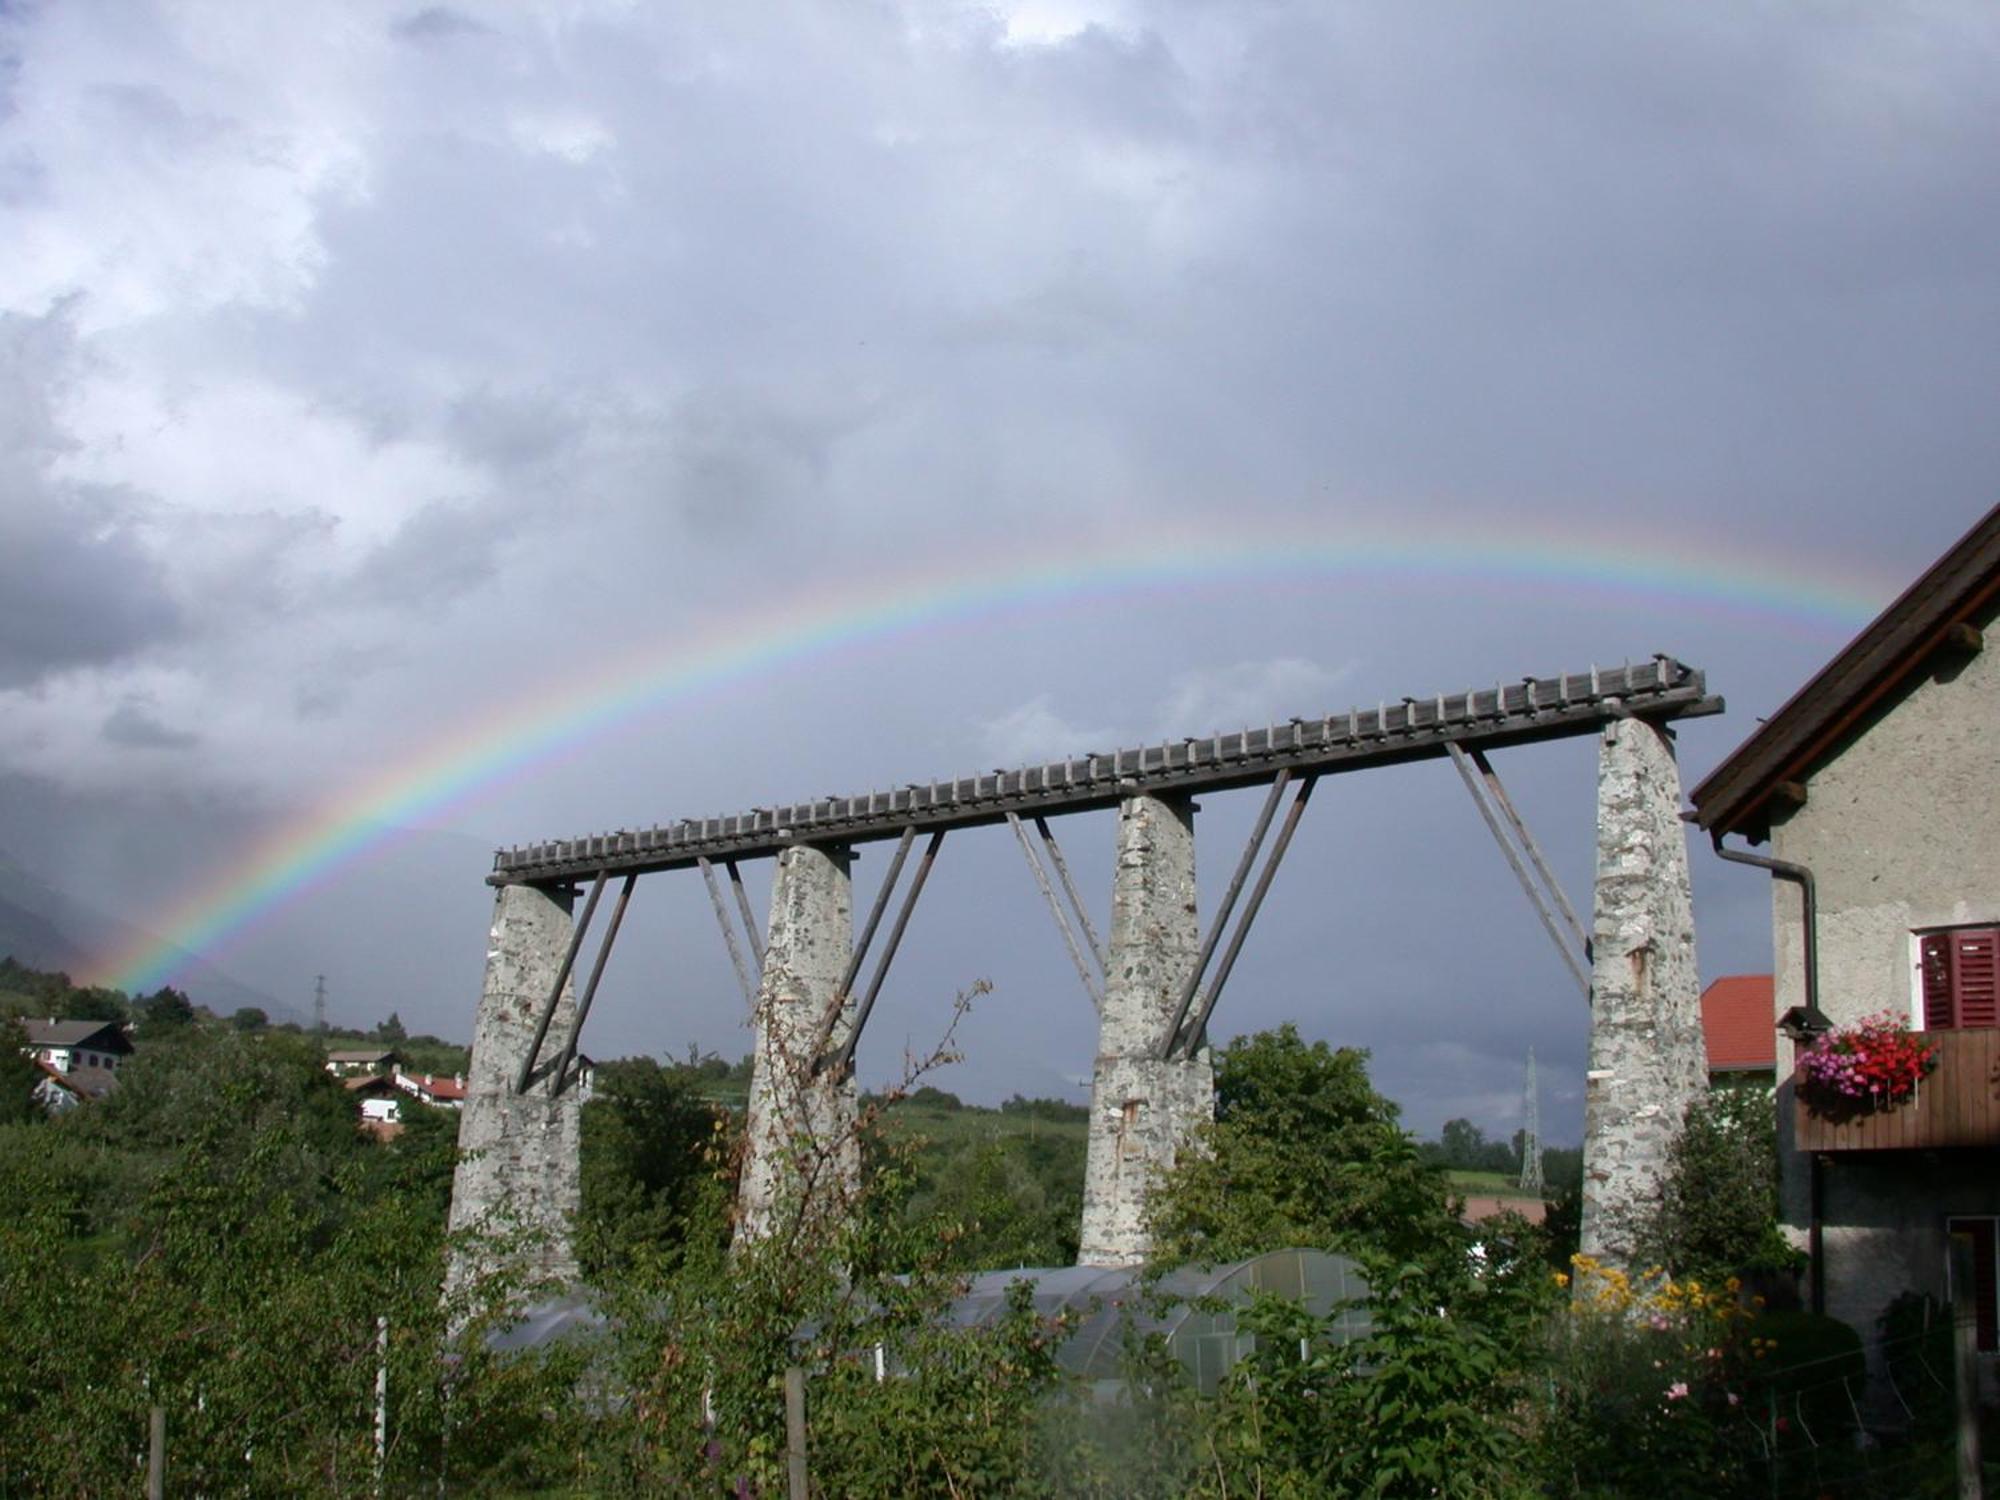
[2,0,1996,1140]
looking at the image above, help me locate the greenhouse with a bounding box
[943,1248,1371,1395]
[488,1248,1370,1398]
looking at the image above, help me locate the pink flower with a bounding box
[1665,1382,1690,1401]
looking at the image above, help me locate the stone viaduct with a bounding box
[446,657,1719,1285]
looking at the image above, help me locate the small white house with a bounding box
[20,1019,132,1076]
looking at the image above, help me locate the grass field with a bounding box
[1447,1169,1544,1200]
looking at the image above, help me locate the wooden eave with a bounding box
[1690,503,2000,841]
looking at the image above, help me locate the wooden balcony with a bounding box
[1795,1028,2000,1152]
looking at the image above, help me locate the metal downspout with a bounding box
[1709,830,1830,1316]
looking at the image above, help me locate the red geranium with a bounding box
[1798,1012,1936,1114]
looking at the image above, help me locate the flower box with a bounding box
[1794,1028,2000,1153]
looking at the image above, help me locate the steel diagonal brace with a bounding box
[551,872,637,1095]
[727,860,765,968]
[699,857,759,1008]
[1445,741,1591,999]
[1166,773,1319,1060]
[515,869,607,1094]
[1158,770,1292,1058]
[1009,812,1102,1013]
[813,828,946,1078]
[1035,816,1106,979]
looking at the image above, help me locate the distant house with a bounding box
[1691,503,2000,1356]
[20,1019,133,1077]
[395,1057,589,1110]
[1699,975,1777,1082]
[343,1074,404,1136]
[395,1071,468,1110]
[31,1060,118,1114]
[325,1048,403,1077]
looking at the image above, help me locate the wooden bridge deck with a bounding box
[491,656,1719,886]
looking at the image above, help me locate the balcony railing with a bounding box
[1794,1028,2000,1152]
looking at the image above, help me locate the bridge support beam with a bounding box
[1580,716,1707,1272]
[737,843,859,1244]
[1078,793,1214,1267]
[447,881,586,1298]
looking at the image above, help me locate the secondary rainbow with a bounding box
[94,518,1892,995]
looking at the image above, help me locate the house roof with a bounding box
[409,1073,466,1101]
[1691,503,2000,840]
[35,1060,120,1100]
[20,1019,132,1054]
[342,1074,401,1096]
[1701,975,1776,1072]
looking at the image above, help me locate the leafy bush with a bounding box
[1639,1084,1802,1282]
[1535,1257,1765,1498]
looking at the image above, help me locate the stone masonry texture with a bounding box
[1077,793,1216,1268]
[1579,716,1707,1272]
[737,842,859,1244]
[446,881,585,1298]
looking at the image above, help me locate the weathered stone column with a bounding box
[446,881,585,1297]
[736,843,858,1244]
[1077,793,1215,1268]
[1580,716,1708,1272]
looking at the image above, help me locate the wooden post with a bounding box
[146,1406,165,1500]
[1950,1230,1985,1500]
[784,1364,809,1500]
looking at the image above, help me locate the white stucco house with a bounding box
[21,1018,132,1077]
[1692,504,2000,1359]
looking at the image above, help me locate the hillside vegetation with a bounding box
[2,956,1954,1498]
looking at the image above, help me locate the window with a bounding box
[1918,927,2000,1030]
[1946,1217,1998,1354]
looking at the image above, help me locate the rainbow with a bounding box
[92,517,1892,995]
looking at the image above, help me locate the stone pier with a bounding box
[446,881,586,1297]
[1579,716,1708,1272]
[736,842,859,1244]
[1077,793,1215,1268]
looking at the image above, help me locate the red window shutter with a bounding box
[1952,930,2000,1028]
[1922,932,1958,1029]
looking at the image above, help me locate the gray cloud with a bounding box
[348,500,503,608]
[391,8,489,44]
[101,698,197,749]
[0,310,178,687]
[0,3,1992,1134]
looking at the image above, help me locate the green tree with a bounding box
[1638,1083,1800,1281]
[1150,1024,1465,1268]
[575,1055,730,1280]
[0,1019,44,1123]
[229,1004,270,1031]
[373,1010,408,1044]
[133,985,196,1039]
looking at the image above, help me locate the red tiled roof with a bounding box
[415,1074,466,1101]
[1701,975,1776,1071]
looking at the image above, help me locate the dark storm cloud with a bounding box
[101,698,197,749]
[0,310,178,687]
[348,500,503,607]
[391,8,489,44]
[1,2,1993,1126]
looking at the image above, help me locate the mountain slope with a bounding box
[0,846,293,1019]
